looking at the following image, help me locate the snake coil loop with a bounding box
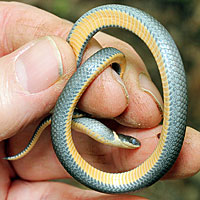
[51,4,187,193]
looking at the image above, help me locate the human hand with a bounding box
[0,2,199,200]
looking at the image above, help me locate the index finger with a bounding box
[0,2,72,56]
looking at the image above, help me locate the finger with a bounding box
[77,39,128,118]
[7,125,199,182]
[7,180,146,200]
[0,2,73,56]
[106,125,200,179]
[95,33,163,128]
[163,127,200,179]
[0,36,76,141]
[0,2,163,128]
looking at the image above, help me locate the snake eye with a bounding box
[129,137,141,147]
[111,62,121,75]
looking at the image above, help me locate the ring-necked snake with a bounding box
[5,4,187,194]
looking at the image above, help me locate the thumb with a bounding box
[0,36,76,141]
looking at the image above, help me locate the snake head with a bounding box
[116,133,141,149]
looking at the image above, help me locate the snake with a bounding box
[5,4,187,194]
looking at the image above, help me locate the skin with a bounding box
[0,2,199,200]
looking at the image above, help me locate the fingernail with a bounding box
[139,73,163,113]
[111,69,129,105]
[15,36,63,93]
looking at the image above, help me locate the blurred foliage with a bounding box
[8,0,200,199]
